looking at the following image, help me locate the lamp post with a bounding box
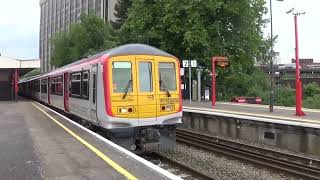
[287,8,306,116]
[269,0,284,113]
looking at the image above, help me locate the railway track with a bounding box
[142,152,213,180]
[176,128,320,180]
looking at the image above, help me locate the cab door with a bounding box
[136,58,157,122]
[90,64,98,123]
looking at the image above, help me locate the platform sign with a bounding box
[191,60,197,67]
[182,59,198,104]
[180,68,185,76]
[182,60,189,67]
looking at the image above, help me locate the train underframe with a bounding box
[105,125,177,153]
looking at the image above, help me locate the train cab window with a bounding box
[71,73,81,96]
[159,62,177,91]
[82,71,89,99]
[112,62,132,93]
[139,62,153,92]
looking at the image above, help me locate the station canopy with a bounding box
[0,55,40,76]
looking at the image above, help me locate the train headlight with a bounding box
[119,108,127,113]
[166,105,173,111]
[118,106,134,114]
[161,104,174,111]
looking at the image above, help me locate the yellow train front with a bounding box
[100,44,182,152]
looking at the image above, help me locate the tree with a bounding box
[121,0,267,71]
[50,13,118,67]
[112,0,132,29]
[120,0,269,100]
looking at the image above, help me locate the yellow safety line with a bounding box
[183,106,320,125]
[31,103,138,180]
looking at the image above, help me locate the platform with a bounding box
[0,100,179,180]
[183,101,320,129]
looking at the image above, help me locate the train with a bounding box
[19,44,182,152]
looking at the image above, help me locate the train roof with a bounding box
[57,44,175,70]
[19,44,176,83]
[106,43,175,58]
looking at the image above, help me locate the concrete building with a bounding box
[262,58,320,88]
[39,0,118,73]
[0,55,40,100]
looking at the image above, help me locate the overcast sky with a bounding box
[0,0,319,63]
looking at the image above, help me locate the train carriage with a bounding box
[19,44,182,152]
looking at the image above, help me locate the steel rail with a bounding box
[151,152,214,180]
[176,129,320,180]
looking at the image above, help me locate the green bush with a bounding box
[274,86,295,107]
[303,82,320,98]
[304,95,320,109]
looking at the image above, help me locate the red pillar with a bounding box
[14,68,19,100]
[212,58,216,107]
[294,15,305,116]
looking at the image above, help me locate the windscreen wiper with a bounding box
[122,80,132,99]
[160,80,171,97]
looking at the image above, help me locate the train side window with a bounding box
[92,73,96,103]
[50,76,63,96]
[41,80,47,93]
[139,62,153,92]
[82,71,89,99]
[35,80,40,92]
[71,73,81,97]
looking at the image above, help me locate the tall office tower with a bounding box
[39,0,118,73]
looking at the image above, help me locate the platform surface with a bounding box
[183,100,320,128]
[0,100,176,180]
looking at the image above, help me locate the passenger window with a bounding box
[41,80,47,93]
[82,71,89,98]
[112,62,132,93]
[71,73,81,96]
[159,62,177,91]
[139,62,153,92]
[50,76,63,95]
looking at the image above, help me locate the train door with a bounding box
[136,58,157,122]
[90,64,98,123]
[63,72,70,112]
[47,76,51,105]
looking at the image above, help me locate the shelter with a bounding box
[0,55,40,100]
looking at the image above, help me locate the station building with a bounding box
[0,55,40,101]
[39,0,118,73]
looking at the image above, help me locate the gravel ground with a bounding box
[161,143,303,180]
